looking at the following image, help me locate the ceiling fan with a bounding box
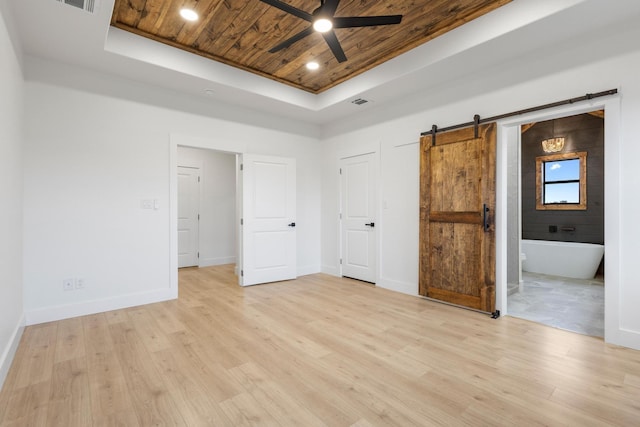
[258,0,403,63]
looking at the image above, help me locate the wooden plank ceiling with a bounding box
[111,0,512,94]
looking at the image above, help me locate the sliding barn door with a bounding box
[419,124,496,313]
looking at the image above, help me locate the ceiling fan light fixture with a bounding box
[306,61,320,70]
[179,8,198,21]
[313,18,333,33]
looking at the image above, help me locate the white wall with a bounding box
[22,60,322,325]
[321,25,640,350]
[10,0,640,354]
[0,3,25,388]
[177,146,237,267]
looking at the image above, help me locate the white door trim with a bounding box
[169,134,246,295]
[495,94,624,346]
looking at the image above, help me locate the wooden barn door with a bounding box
[419,123,496,313]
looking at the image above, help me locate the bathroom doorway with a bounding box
[507,111,605,337]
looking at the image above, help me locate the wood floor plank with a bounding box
[2,264,640,426]
[108,321,187,426]
[125,306,172,353]
[53,317,86,363]
[219,392,281,427]
[11,323,57,389]
[149,346,237,424]
[0,381,51,426]
[91,408,141,427]
[46,357,92,427]
[227,362,327,427]
[81,314,135,417]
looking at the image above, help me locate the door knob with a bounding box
[288,222,296,227]
[365,222,375,227]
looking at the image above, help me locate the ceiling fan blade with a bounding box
[333,15,403,28]
[322,30,347,63]
[258,0,313,22]
[268,26,314,53]
[323,0,341,16]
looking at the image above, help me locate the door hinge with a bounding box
[197,252,200,259]
[198,176,201,182]
[198,214,200,220]
[240,163,243,171]
[339,212,342,219]
[340,258,342,265]
[241,270,244,277]
[339,168,342,175]
[240,218,243,225]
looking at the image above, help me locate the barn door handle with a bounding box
[483,204,490,232]
[365,222,375,227]
[288,222,296,227]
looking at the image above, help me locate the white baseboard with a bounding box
[200,256,236,267]
[377,277,418,296]
[25,287,177,326]
[297,264,321,277]
[606,327,640,351]
[0,313,25,391]
[321,264,340,277]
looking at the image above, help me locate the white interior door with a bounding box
[241,154,296,286]
[177,166,200,268]
[341,153,377,283]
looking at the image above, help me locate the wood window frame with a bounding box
[535,151,587,210]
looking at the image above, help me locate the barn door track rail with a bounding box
[421,89,618,140]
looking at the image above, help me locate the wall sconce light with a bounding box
[541,137,565,153]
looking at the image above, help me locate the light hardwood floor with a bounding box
[1,265,639,426]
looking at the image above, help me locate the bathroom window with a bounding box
[536,152,587,210]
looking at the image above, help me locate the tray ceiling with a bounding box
[110,0,511,94]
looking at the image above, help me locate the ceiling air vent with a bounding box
[351,98,370,106]
[56,0,99,14]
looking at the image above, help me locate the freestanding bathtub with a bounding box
[521,239,604,280]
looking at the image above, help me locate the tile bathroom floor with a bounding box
[507,272,604,337]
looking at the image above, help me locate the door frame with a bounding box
[169,134,245,294]
[495,95,622,345]
[336,146,380,282]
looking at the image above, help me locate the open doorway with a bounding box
[507,111,605,337]
[177,146,237,270]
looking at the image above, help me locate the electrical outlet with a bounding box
[75,278,85,289]
[63,278,75,291]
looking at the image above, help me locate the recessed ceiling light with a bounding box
[180,8,198,21]
[313,18,333,33]
[306,61,320,71]
[204,89,215,96]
